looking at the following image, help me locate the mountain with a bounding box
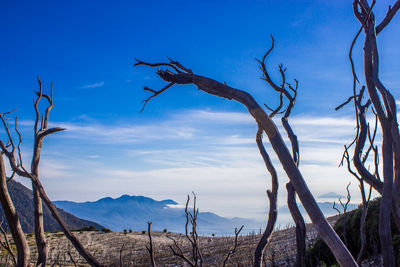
[54,195,257,235]
[0,180,103,233]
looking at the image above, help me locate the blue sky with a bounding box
[1,1,399,225]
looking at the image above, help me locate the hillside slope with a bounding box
[0,180,103,232]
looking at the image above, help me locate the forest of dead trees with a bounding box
[1,0,400,266]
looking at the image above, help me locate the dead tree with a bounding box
[145,222,156,267]
[336,1,400,265]
[223,225,244,267]
[332,182,352,248]
[257,38,306,267]
[251,38,305,267]
[253,125,278,267]
[0,79,102,267]
[167,193,204,267]
[149,193,243,266]
[135,52,357,266]
[0,113,30,267]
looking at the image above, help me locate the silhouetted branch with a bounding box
[167,193,202,267]
[376,0,400,34]
[253,125,278,267]
[223,225,244,267]
[145,222,156,267]
[0,218,17,266]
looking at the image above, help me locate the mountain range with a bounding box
[1,180,359,236]
[54,195,257,235]
[0,180,103,233]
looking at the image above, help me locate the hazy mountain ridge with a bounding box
[54,195,257,235]
[0,180,103,233]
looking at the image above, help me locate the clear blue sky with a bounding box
[0,1,399,225]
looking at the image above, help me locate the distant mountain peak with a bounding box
[54,194,255,234]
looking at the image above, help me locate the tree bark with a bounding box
[0,155,30,267]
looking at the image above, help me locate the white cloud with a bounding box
[82,81,105,88]
[55,121,197,144]
[34,108,373,222]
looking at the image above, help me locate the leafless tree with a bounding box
[167,193,204,267]
[0,79,102,267]
[135,45,357,265]
[332,182,352,248]
[335,1,400,265]
[253,36,305,267]
[253,125,278,267]
[222,225,244,267]
[0,112,30,267]
[258,37,306,267]
[145,222,156,267]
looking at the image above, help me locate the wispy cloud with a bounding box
[82,81,105,88]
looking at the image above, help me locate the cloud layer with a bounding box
[12,108,378,224]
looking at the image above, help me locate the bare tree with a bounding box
[253,125,278,267]
[0,79,102,267]
[332,182,352,248]
[0,113,30,267]
[135,52,357,266]
[257,37,306,267]
[223,225,244,267]
[167,193,204,267]
[145,222,156,267]
[336,1,400,265]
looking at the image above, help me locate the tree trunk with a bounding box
[31,175,103,267]
[32,138,48,267]
[357,201,368,264]
[0,155,30,267]
[363,23,396,267]
[287,182,306,267]
[253,126,278,267]
[379,131,395,266]
[32,183,47,266]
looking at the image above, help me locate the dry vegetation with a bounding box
[1,216,338,266]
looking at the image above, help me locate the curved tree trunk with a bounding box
[0,155,30,267]
[253,126,278,267]
[135,66,358,266]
